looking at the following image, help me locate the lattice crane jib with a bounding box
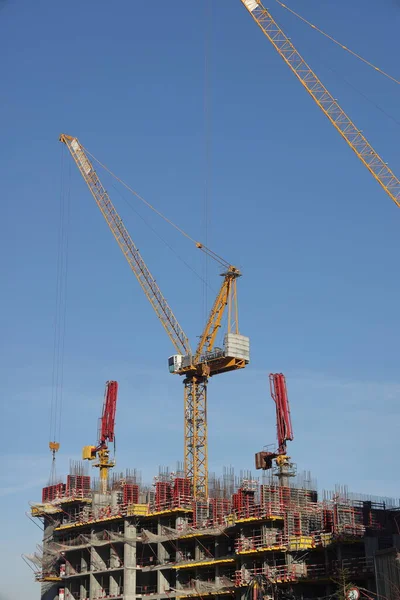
[59,134,190,358]
[239,0,400,209]
[60,134,249,501]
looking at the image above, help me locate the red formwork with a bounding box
[172,477,192,508]
[155,481,172,511]
[42,483,66,503]
[210,498,230,525]
[329,501,365,537]
[233,488,256,519]
[279,486,291,510]
[323,508,334,532]
[123,483,139,505]
[66,475,91,498]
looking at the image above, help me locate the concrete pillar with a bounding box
[124,519,137,600]
[215,537,220,559]
[157,526,170,593]
[81,550,89,574]
[41,521,58,600]
[90,572,102,599]
[175,514,189,532]
[91,545,107,572]
[80,578,89,599]
[109,572,118,596]
[194,539,201,561]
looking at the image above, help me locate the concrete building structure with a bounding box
[28,465,400,600]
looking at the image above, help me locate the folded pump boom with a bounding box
[83,381,118,493]
[255,373,294,482]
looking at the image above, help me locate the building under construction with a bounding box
[27,376,400,600]
[26,0,400,597]
[29,461,400,600]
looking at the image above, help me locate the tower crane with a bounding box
[60,134,250,500]
[255,373,294,486]
[83,380,118,493]
[239,0,400,209]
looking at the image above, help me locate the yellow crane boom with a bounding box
[240,0,400,209]
[60,134,249,500]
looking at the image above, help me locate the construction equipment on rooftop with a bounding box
[60,134,250,500]
[255,373,295,485]
[240,0,400,209]
[82,380,118,493]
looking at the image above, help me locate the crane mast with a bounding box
[61,134,249,500]
[240,0,400,209]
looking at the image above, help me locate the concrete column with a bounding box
[110,545,122,569]
[80,578,89,599]
[194,539,201,561]
[124,519,137,600]
[91,545,107,572]
[175,515,189,531]
[90,572,102,599]
[41,521,58,600]
[109,572,118,596]
[157,530,170,593]
[81,550,89,574]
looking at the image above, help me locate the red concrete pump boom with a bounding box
[83,380,118,492]
[270,373,293,456]
[255,373,294,470]
[99,380,118,446]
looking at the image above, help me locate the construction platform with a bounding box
[27,465,400,600]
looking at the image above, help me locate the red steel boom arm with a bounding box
[98,380,118,446]
[255,373,294,470]
[269,373,293,455]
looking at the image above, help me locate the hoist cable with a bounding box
[275,0,400,85]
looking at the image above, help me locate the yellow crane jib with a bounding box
[240,0,400,209]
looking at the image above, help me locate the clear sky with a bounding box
[1,0,400,598]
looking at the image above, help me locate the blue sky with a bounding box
[1,0,400,597]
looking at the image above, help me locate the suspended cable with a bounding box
[57,158,71,447]
[203,0,212,326]
[275,0,400,85]
[82,146,231,269]
[49,143,70,480]
[324,62,400,128]
[109,180,215,293]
